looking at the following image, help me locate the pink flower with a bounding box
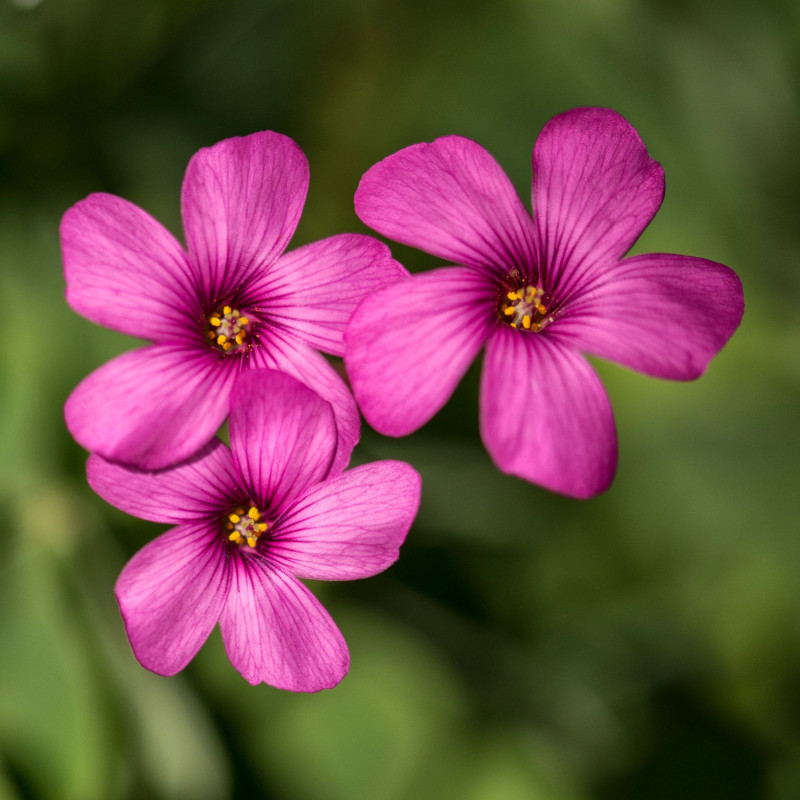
[345,107,744,498]
[63,131,405,471]
[88,369,421,691]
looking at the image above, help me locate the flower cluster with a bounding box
[64,109,743,690]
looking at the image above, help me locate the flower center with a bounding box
[206,306,251,353]
[225,505,269,548]
[498,285,552,332]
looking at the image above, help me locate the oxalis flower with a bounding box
[345,107,744,498]
[88,369,421,691]
[63,131,405,471]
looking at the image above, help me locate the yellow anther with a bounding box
[217,334,227,345]
[238,317,249,327]
[222,342,232,351]
[235,332,245,346]
[225,503,268,547]
[209,316,221,327]
[500,283,551,333]
[223,306,232,315]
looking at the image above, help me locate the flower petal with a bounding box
[246,234,407,357]
[87,440,238,524]
[181,131,309,302]
[480,327,617,498]
[270,461,421,580]
[248,330,360,475]
[62,193,200,341]
[65,344,237,469]
[116,522,230,676]
[345,267,495,436]
[552,253,745,380]
[355,135,536,278]
[219,556,349,690]
[531,107,665,301]
[228,369,338,514]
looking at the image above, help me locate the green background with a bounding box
[1,0,799,797]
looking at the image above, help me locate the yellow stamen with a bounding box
[235,332,245,346]
[238,317,250,327]
[217,334,227,345]
[209,316,221,327]
[499,282,552,333]
[223,306,232,315]
[225,504,268,548]
[222,342,232,351]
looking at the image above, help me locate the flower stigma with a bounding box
[498,285,552,332]
[225,505,269,548]
[206,306,252,353]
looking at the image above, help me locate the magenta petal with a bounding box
[65,344,237,469]
[480,327,617,498]
[219,557,349,690]
[87,440,238,524]
[345,267,495,436]
[116,522,230,676]
[248,234,407,357]
[62,193,199,341]
[181,131,309,300]
[229,369,338,513]
[531,108,665,299]
[552,253,745,380]
[356,136,536,277]
[270,461,421,580]
[248,330,359,475]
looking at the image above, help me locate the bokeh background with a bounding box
[1,0,799,797]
